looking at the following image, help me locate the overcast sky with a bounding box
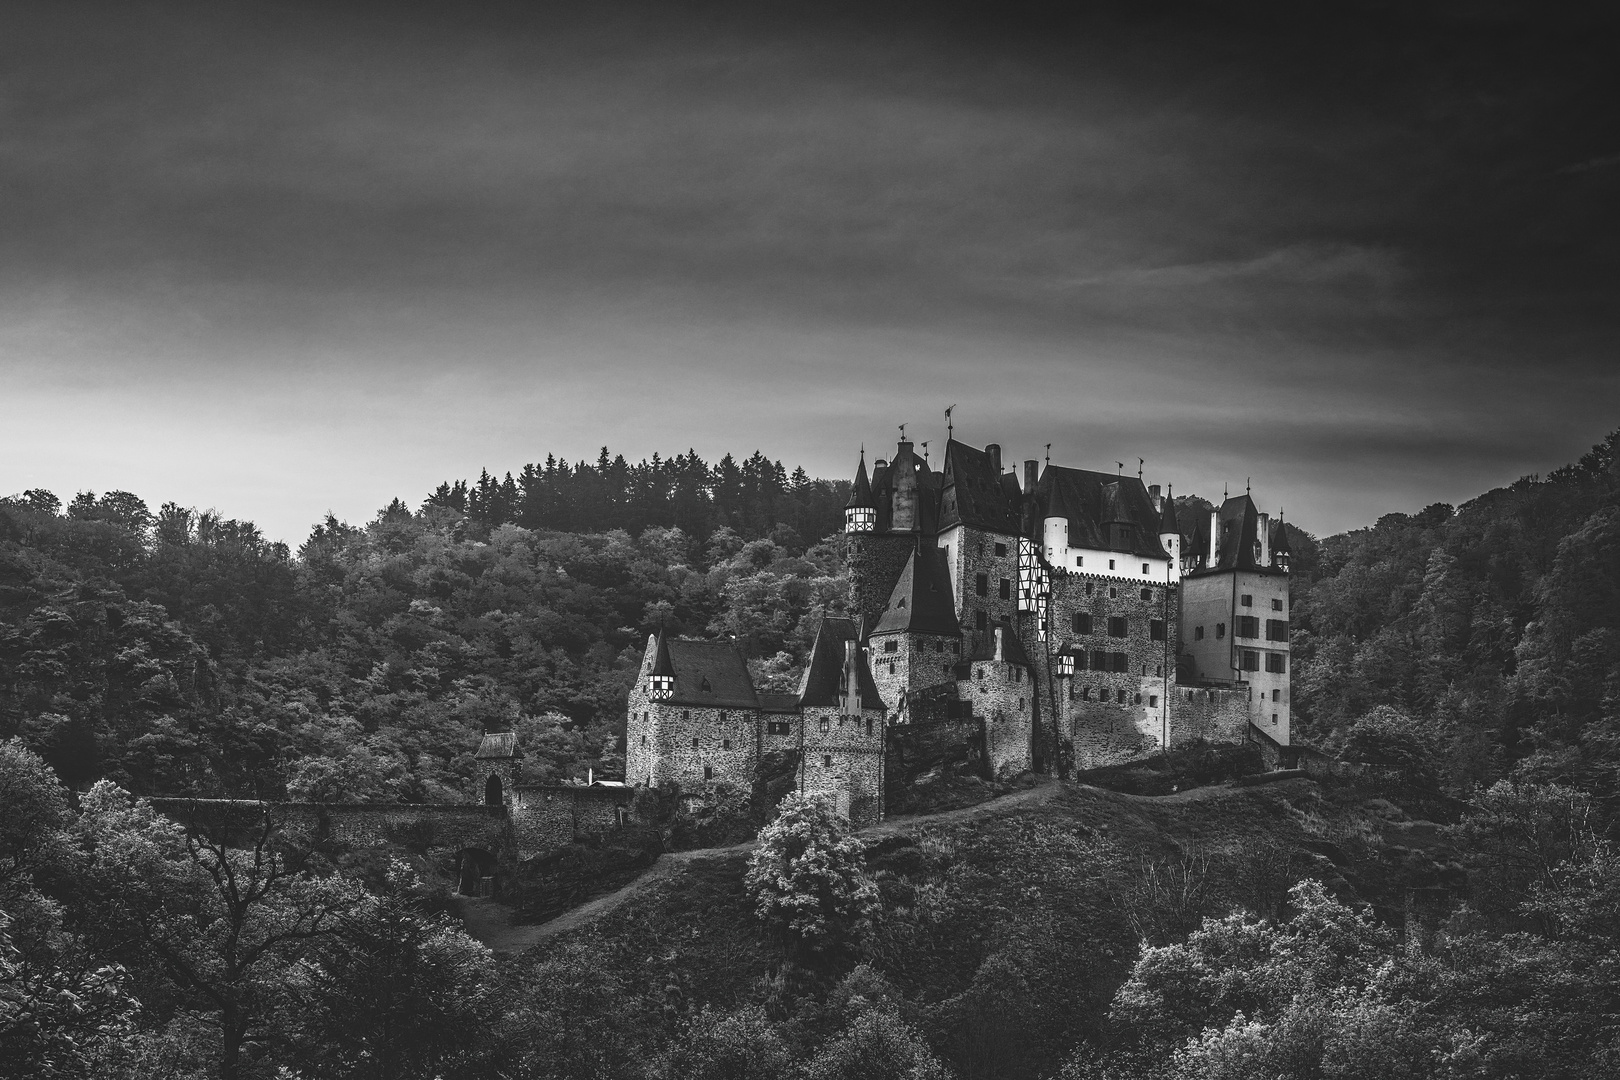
[3,0,1616,544]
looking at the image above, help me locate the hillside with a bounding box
[513,775,1469,1080]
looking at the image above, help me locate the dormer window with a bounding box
[699,676,711,692]
[648,673,675,700]
[845,506,875,533]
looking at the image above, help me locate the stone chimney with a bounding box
[1023,459,1038,495]
[844,639,860,713]
[993,624,1006,662]
[1148,483,1163,512]
[985,443,1001,474]
[1258,512,1271,567]
[1208,509,1220,566]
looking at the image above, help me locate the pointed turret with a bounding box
[844,450,876,533]
[648,630,676,699]
[1270,510,1293,573]
[1157,483,1182,581]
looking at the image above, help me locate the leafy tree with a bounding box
[801,1008,955,1080]
[644,1005,793,1080]
[746,792,880,959]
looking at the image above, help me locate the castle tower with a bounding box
[866,545,962,725]
[1152,484,1181,583]
[797,617,886,826]
[626,632,761,789]
[844,450,875,534]
[1177,494,1291,745]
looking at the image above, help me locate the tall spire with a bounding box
[845,449,875,509]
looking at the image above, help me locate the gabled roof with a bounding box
[846,452,875,509]
[658,638,759,709]
[797,616,884,708]
[474,731,521,760]
[870,546,961,636]
[1034,467,1171,559]
[758,692,801,714]
[938,440,1021,534]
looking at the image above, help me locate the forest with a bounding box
[3,428,1619,1079]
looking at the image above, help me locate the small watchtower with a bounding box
[474,730,522,806]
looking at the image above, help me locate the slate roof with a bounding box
[846,452,875,509]
[758,692,801,713]
[1033,466,1171,560]
[870,546,962,636]
[1159,488,1180,533]
[870,440,940,534]
[1270,514,1292,555]
[658,638,760,708]
[797,616,884,708]
[474,731,521,760]
[1209,494,1264,572]
[938,440,1021,534]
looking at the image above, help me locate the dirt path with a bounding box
[458,777,1065,954]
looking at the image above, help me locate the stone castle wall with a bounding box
[847,533,917,633]
[956,655,1033,775]
[634,703,760,790]
[1169,684,1252,748]
[938,524,1021,655]
[801,703,885,827]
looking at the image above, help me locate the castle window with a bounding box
[700,676,712,691]
[1141,665,1147,676]
[1141,588,1152,600]
[1019,697,1027,711]
[1272,598,1284,611]
[934,639,943,652]
[1091,650,1109,671]
[1272,714,1278,725]
[683,710,691,721]
[1272,688,1281,702]
[953,640,961,654]
[1236,616,1260,638]
[1109,587,1117,599]
[1072,612,1093,634]
[942,663,952,675]
[995,542,1007,557]
[1241,650,1260,671]
[1098,687,1110,702]
[1150,619,1166,641]
[641,735,647,747]
[1075,556,1084,567]
[1266,619,1289,641]
[1081,686,1091,700]
[1215,623,1226,639]
[1241,594,1253,607]
[722,739,732,750]
[866,718,874,736]
[888,661,895,675]
[999,578,1010,600]
[1113,652,1130,672]
[704,765,713,780]
[1086,582,1094,596]
[884,640,898,653]
[1149,695,1158,707]
[975,611,988,632]
[1142,563,1150,575]
[1108,559,1116,570]
[1134,693,1142,705]
[768,721,791,735]
[1194,625,1204,640]
[1107,616,1128,637]
[1266,653,1287,674]
[1155,664,1162,677]
[718,711,727,723]
[823,754,833,767]
[819,717,830,732]
[976,666,984,680]
[691,737,699,749]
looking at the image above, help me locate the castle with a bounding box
[625,435,1293,827]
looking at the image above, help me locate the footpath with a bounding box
[455,777,1063,954]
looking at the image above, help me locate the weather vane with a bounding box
[1138,457,1145,480]
[945,404,956,439]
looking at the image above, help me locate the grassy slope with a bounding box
[530,777,1459,1080]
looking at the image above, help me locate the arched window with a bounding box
[484,773,503,807]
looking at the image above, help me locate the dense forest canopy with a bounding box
[1,428,1617,805]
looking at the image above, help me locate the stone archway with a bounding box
[456,847,499,897]
[484,772,503,807]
